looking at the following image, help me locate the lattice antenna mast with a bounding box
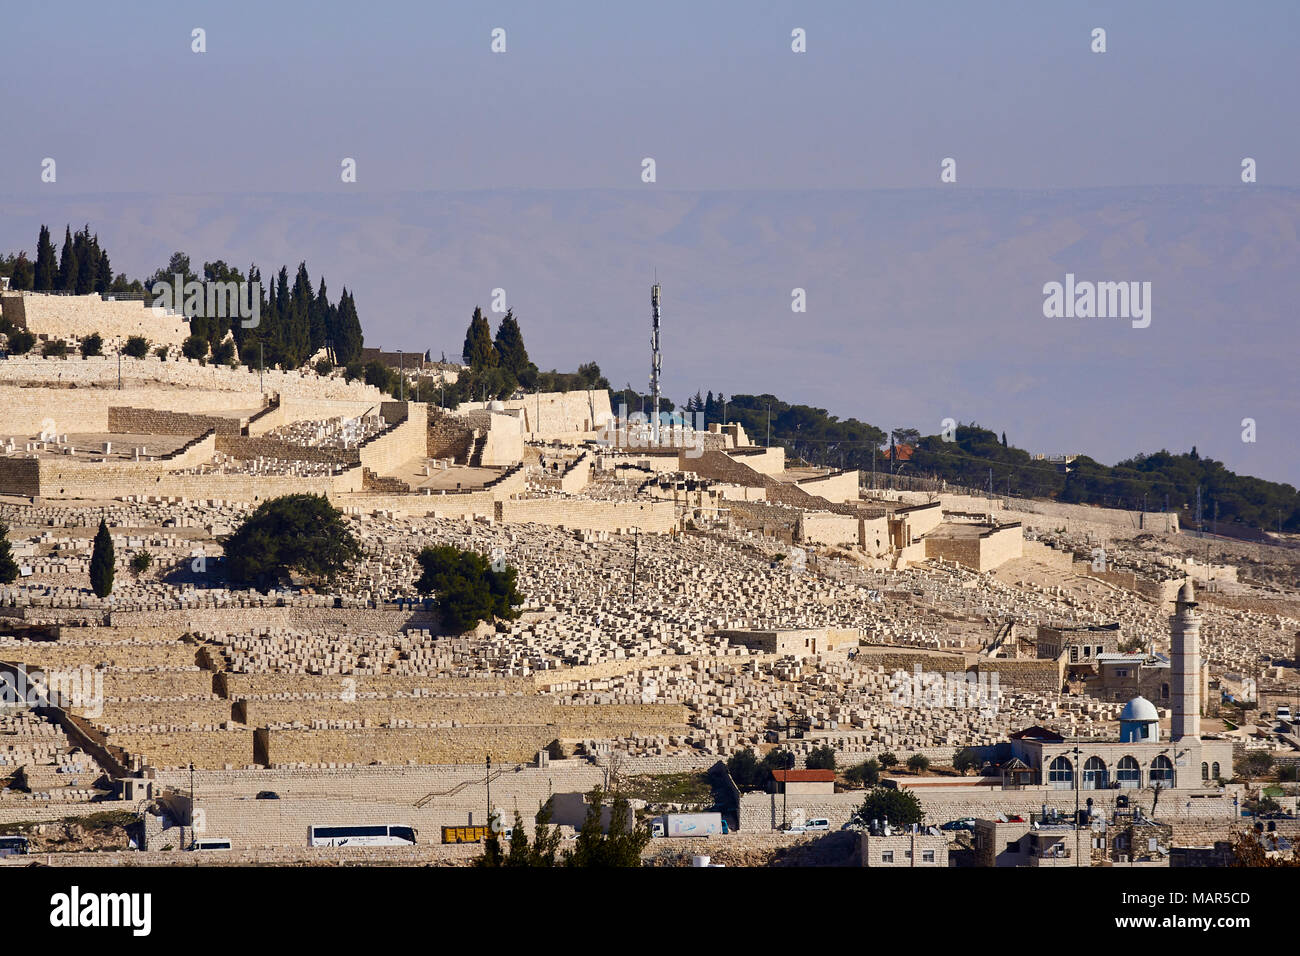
[650,282,662,445]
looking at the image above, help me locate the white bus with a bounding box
[308,825,418,847]
[192,838,232,851]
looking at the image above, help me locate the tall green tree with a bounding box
[493,309,530,377]
[7,253,34,291]
[462,307,497,371]
[0,523,20,584]
[57,225,77,292]
[89,518,115,598]
[34,225,57,291]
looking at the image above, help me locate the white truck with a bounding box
[651,813,728,838]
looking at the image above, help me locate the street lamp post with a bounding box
[397,349,404,402]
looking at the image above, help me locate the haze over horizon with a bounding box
[2,0,1297,486]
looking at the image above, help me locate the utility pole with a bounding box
[1073,746,1081,867]
[117,346,121,390]
[259,342,264,393]
[766,404,771,447]
[397,349,404,401]
[631,527,640,604]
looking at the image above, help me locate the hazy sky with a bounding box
[2,2,1297,486]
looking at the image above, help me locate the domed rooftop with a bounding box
[1119,696,1159,723]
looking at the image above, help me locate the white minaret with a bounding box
[1171,580,1201,740]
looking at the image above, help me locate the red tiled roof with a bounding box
[771,769,836,782]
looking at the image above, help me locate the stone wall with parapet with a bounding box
[796,470,859,504]
[0,354,383,401]
[493,389,612,437]
[358,402,426,476]
[1,292,192,345]
[495,497,677,534]
[32,432,217,498]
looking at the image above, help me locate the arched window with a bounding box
[1150,755,1175,788]
[1048,755,1074,790]
[1201,762,1210,780]
[1212,762,1220,780]
[1083,756,1108,790]
[1117,755,1141,789]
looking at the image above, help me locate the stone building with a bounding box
[1005,584,1233,793]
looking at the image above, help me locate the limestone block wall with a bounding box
[501,390,612,436]
[1,292,191,345]
[109,729,256,770]
[332,489,498,519]
[358,402,426,476]
[0,457,39,496]
[738,785,1237,832]
[559,453,592,493]
[495,498,676,534]
[0,355,383,403]
[796,470,859,504]
[215,434,353,465]
[480,412,524,466]
[797,511,859,546]
[261,709,686,766]
[107,407,242,436]
[979,524,1024,569]
[727,447,785,475]
[241,696,559,727]
[0,384,261,437]
[31,432,218,498]
[972,657,1064,695]
[222,672,534,698]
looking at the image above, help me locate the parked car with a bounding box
[939,818,976,831]
[255,791,280,800]
[803,818,831,832]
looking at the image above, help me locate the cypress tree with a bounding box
[89,518,115,598]
[311,277,330,357]
[95,242,112,294]
[332,288,363,366]
[0,523,20,585]
[462,307,497,371]
[76,229,97,294]
[34,225,57,291]
[492,309,529,376]
[57,225,77,292]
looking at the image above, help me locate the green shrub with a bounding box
[181,335,208,361]
[80,333,103,357]
[41,339,68,358]
[7,330,35,355]
[123,336,150,359]
[129,551,153,577]
[154,345,169,361]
